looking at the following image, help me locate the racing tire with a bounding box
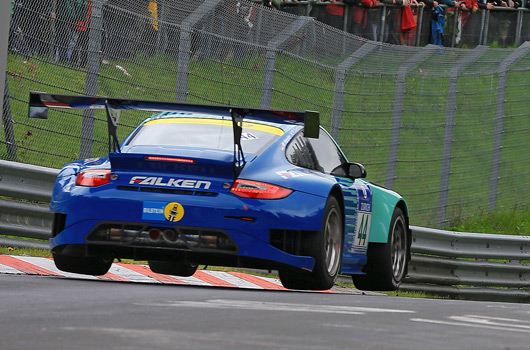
[279,196,343,291]
[53,253,113,276]
[148,260,198,277]
[352,207,409,291]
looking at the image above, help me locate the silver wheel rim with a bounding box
[324,206,342,276]
[391,216,407,282]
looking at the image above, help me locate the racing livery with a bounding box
[30,92,410,291]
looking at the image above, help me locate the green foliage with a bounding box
[448,206,530,235]
[4,48,530,228]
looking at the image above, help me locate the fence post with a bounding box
[0,0,10,143]
[385,45,438,189]
[260,16,313,109]
[2,77,17,161]
[415,6,424,47]
[379,5,387,42]
[175,0,222,103]
[80,0,106,159]
[330,42,378,141]
[515,9,523,45]
[482,10,490,45]
[437,45,488,228]
[489,41,530,211]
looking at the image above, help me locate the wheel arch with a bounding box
[369,185,409,244]
[329,185,345,227]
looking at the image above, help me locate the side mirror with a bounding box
[348,163,367,179]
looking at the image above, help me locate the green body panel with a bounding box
[368,183,408,243]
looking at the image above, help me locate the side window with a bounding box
[285,133,319,171]
[285,129,346,174]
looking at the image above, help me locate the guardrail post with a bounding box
[330,42,378,141]
[489,41,530,211]
[437,45,488,228]
[385,45,438,189]
[175,0,222,103]
[260,16,313,109]
[80,0,106,159]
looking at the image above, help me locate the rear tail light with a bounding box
[76,170,111,187]
[230,179,292,199]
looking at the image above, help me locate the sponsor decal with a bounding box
[142,201,185,222]
[164,202,184,222]
[351,184,372,254]
[130,176,211,189]
[241,132,258,141]
[276,169,308,179]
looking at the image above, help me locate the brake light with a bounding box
[230,179,292,199]
[145,156,195,163]
[76,170,111,187]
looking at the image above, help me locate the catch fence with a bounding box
[2,0,530,228]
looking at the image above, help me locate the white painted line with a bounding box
[139,299,415,315]
[410,318,529,333]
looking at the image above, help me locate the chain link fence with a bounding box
[2,0,530,228]
[283,1,530,49]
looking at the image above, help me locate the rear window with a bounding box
[127,117,284,155]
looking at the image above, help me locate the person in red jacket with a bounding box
[352,0,380,40]
[324,0,345,29]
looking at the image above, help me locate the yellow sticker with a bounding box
[164,202,184,222]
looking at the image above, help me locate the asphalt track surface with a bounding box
[1,255,530,350]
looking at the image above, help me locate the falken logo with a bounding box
[129,176,211,189]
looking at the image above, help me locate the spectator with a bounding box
[323,0,345,30]
[457,0,480,46]
[351,0,380,41]
[382,0,420,45]
[430,3,445,46]
[487,0,519,46]
[9,0,30,58]
[52,0,91,64]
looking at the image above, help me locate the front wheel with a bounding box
[352,207,409,291]
[279,196,343,290]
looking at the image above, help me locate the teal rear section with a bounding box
[368,183,408,243]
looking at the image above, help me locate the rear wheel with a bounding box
[279,196,343,290]
[148,260,198,277]
[352,207,408,291]
[53,253,113,276]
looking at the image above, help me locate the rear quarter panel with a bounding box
[369,183,408,243]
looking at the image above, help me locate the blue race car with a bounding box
[30,92,410,291]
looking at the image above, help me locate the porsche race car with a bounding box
[29,92,410,291]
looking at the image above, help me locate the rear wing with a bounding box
[29,92,320,136]
[29,92,320,176]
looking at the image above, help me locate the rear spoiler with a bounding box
[29,92,320,176]
[29,92,319,135]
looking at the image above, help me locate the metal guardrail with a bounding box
[0,159,529,302]
[403,226,530,302]
[0,160,57,248]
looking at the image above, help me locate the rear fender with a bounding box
[369,185,408,243]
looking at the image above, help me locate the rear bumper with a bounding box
[50,218,316,271]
